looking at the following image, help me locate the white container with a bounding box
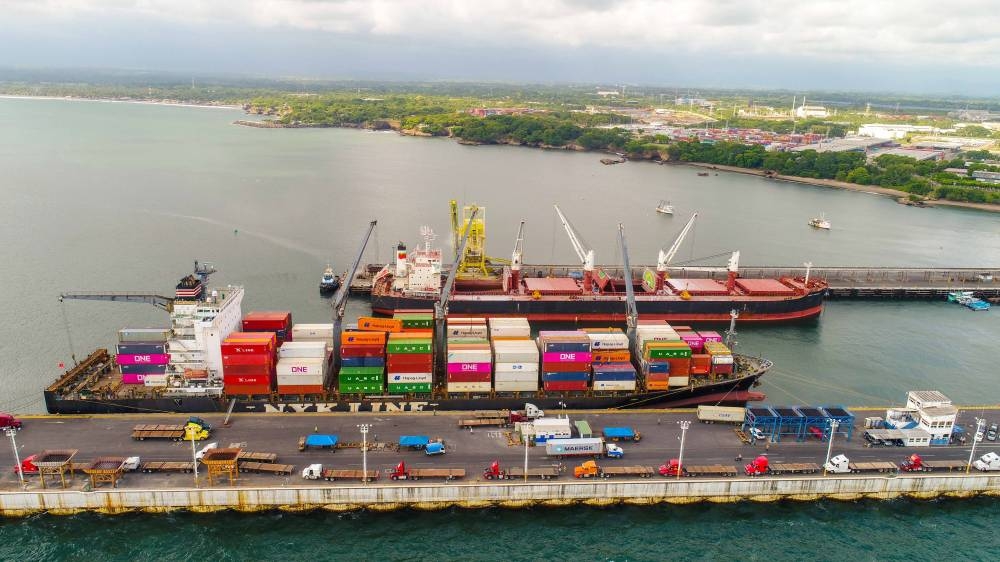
[447,325,489,339]
[491,342,539,364]
[276,358,327,376]
[593,380,637,391]
[446,349,492,363]
[143,374,169,386]
[446,382,491,393]
[279,341,328,359]
[494,372,539,383]
[489,325,531,339]
[494,380,539,392]
[710,355,735,365]
[387,372,433,384]
[291,323,334,341]
[532,417,572,439]
[586,333,630,350]
[668,376,690,387]
[119,328,171,343]
[277,373,324,386]
[494,362,539,373]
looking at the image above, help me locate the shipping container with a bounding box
[118,328,171,343]
[387,383,433,393]
[699,331,724,343]
[276,358,327,376]
[362,356,386,368]
[223,374,272,386]
[711,363,735,375]
[541,371,590,382]
[221,365,274,376]
[120,364,168,375]
[116,353,170,366]
[592,349,631,363]
[339,366,385,376]
[338,373,384,384]
[446,372,492,383]
[387,373,434,384]
[276,375,325,388]
[278,341,328,359]
[386,340,432,354]
[494,380,540,392]
[593,380,637,391]
[669,376,690,387]
[541,351,592,363]
[493,362,539,373]
[276,384,325,394]
[386,355,433,371]
[446,382,491,393]
[341,331,387,346]
[221,353,273,366]
[541,361,590,373]
[543,381,589,391]
[121,373,146,385]
[338,383,385,394]
[340,344,385,358]
[223,384,274,395]
[446,362,492,374]
[645,372,670,382]
[115,343,166,355]
[447,325,489,339]
[291,323,334,341]
[357,317,403,333]
[646,380,670,391]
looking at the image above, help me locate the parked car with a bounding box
[987,424,998,442]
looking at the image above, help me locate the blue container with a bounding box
[642,360,670,374]
[340,357,364,368]
[116,343,166,355]
[541,371,590,382]
[362,356,386,368]
[120,364,168,375]
[541,341,591,353]
[592,366,637,381]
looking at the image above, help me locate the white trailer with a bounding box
[696,405,745,424]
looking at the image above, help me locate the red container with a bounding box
[645,373,670,382]
[711,363,735,375]
[276,384,325,394]
[222,384,272,396]
[387,355,434,371]
[223,365,274,377]
[243,311,292,327]
[666,358,692,377]
[543,381,588,391]
[691,354,711,375]
[221,353,273,366]
[541,361,591,373]
[223,373,272,386]
[340,344,386,358]
[447,372,492,383]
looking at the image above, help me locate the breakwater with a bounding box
[3,474,998,517]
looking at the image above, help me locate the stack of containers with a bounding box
[393,311,434,331]
[242,312,293,345]
[635,321,680,391]
[339,328,386,394]
[446,336,492,393]
[704,341,735,377]
[291,323,334,347]
[386,334,433,394]
[276,341,330,394]
[644,340,693,387]
[117,331,170,386]
[538,331,591,391]
[676,328,709,376]
[585,328,636,391]
[221,332,277,395]
[491,318,537,392]
[447,317,489,340]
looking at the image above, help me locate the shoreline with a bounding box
[0,94,240,110]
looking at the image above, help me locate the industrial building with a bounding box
[874,391,958,446]
[858,123,938,139]
[790,137,892,153]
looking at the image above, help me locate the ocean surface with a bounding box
[1,97,999,558]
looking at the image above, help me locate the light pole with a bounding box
[823,419,839,476]
[676,421,690,480]
[559,402,567,419]
[967,418,985,474]
[523,429,530,483]
[6,428,24,488]
[187,425,199,487]
[430,403,439,416]
[358,423,371,484]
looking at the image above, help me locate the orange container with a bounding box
[593,350,631,363]
[691,354,711,375]
[666,357,692,376]
[357,317,403,333]
[646,380,670,391]
[341,331,387,346]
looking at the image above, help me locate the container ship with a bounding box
[367,202,828,323]
[46,264,771,415]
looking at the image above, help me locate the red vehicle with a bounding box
[0,412,22,431]
[899,453,924,472]
[807,426,825,440]
[12,454,38,475]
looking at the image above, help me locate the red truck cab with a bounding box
[899,454,924,472]
[13,454,38,475]
[658,459,685,477]
[0,412,22,431]
[483,460,506,480]
[744,455,770,476]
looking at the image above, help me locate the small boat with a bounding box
[319,265,341,294]
[697,172,710,177]
[656,200,674,215]
[808,213,831,230]
[948,291,990,311]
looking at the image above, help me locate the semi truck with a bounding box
[601,427,642,442]
[132,418,211,441]
[658,459,737,477]
[482,460,560,480]
[973,452,1000,472]
[458,406,543,428]
[898,454,969,472]
[573,460,654,479]
[545,438,623,459]
[823,455,897,474]
[301,464,379,482]
[0,412,22,431]
[744,456,820,476]
[696,405,745,424]
[139,461,195,473]
[238,461,295,475]
[389,461,466,481]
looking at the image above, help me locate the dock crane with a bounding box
[58,261,218,312]
[435,207,479,388]
[655,213,697,293]
[332,220,378,368]
[553,205,596,293]
[509,220,525,293]
[618,223,639,347]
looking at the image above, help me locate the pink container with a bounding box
[698,331,723,343]
[542,351,592,363]
[117,353,170,365]
[680,334,705,351]
[446,362,492,374]
[122,373,145,384]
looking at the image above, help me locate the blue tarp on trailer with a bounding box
[602,427,636,440]
[399,435,430,448]
[305,434,338,447]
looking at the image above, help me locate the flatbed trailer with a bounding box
[392,468,466,481]
[458,417,509,428]
[238,461,294,475]
[683,465,739,477]
[132,425,187,441]
[237,451,278,463]
[848,461,898,473]
[504,467,560,480]
[321,469,379,482]
[598,466,655,478]
[139,461,195,473]
[769,463,821,475]
[473,410,511,419]
[920,460,969,472]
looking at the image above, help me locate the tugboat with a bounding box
[808,213,831,230]
[319,265,341,294]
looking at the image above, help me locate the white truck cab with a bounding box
[824,454,851,474]
[973,452,1000,472]
[302,464,324,479]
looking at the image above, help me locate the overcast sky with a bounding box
[3,0,1000,94]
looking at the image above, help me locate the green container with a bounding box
[387,383,433,393]
[644,348,692,359]
[386,341,433,354]
[339,373,384,383]
[338,366,385,376]
[339,383,384,394]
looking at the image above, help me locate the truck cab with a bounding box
[574,460,601,478]
[483,460,506,480]
[0,412,22,431]
[425,441,446,455]
[899,453,924,472]
[122,457,142,472]
[195,442,218,461]
[301,464,325,480]
[13,455,38,475]
[187,417,212,432]
[658,459,685,477]
[824,454,851,474]
[973,452,1000,472]
[605,443,624,459]
[744,455,769,476]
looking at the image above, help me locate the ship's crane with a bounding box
[655,213,697,293]
[58,292,175,312]
[509,220,525,293]
[618,223,638,345]
[332,220,378,368]
[553,205,596,293]
[435,207,479,387]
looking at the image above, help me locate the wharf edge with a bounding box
[2,475,1000,517]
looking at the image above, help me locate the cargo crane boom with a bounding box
[509,220,525,293]
[553,205,595,292]
[435,207,479,385]
[618,223,638,343]
[332,220,378,366]
[58,292,175,312]
[655,213,697,292]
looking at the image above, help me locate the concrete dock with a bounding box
[2,409,999,516]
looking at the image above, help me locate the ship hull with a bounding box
[44,367,766,414]
[372,290,826,323]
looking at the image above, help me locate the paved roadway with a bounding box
[1,409,999,490]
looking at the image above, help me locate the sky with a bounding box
[2,0,1000,94]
